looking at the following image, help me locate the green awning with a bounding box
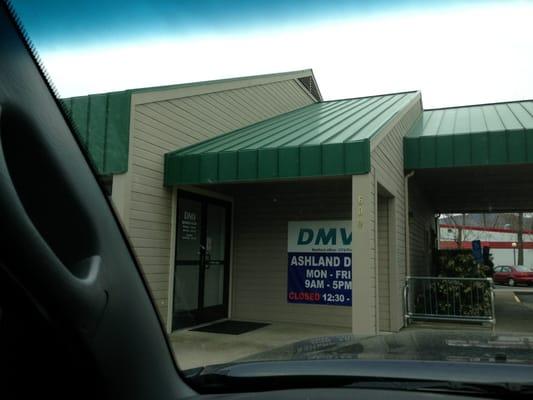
[164,91,418,185]
[404,101,533,170]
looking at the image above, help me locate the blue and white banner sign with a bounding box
[287,220,352,306]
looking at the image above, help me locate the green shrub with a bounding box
[412,251,492,318]
[437,250,486,278]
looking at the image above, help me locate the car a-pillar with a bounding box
[351,173,377,334]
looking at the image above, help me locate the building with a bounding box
[439,224,533,267]
[62,69,533,335]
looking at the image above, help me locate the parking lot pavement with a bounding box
[514,291,533,311]
[495,289,533,333]
[494,283,533,292]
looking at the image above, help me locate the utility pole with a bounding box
[518,212,524,265]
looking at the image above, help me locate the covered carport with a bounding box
[403,100,533,331]
[405,100,533,256]
[409,164,533,214]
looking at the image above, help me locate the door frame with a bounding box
[167,187,233,332]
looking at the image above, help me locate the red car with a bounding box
[493,265,533,286]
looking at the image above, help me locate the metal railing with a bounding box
[404,276,495,326]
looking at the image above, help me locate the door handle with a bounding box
[197,244,206,255]
[205,251,211,267]
[0,105,107,336]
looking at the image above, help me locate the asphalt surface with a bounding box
[494,285,533,333]
[494,284,533,293]
[516,293,533,304]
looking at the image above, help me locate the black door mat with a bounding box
[190,320,269,335]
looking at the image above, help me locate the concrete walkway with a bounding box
[170,289,533,370]
[171,321,350,370]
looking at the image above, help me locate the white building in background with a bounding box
[440,224,533,267]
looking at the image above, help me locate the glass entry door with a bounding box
[172,191,231,330]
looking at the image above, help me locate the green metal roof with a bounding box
[164,91,418,185]
[62,91,131,175]
[62,69,319,176]
[405,100,533,170]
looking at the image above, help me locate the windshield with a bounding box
[10,0,533,391]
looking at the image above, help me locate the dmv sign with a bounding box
[287,221,352,306]
[297,227,352,246]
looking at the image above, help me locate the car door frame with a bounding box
[0,4,195,398]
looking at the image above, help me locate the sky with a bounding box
[11,0,533,108]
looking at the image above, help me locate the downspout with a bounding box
[403,170,415,329]
[405,171,415,276]
[434,213,441,276]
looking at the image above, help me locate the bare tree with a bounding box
[440,212,502,249]
[442,213,464,248]
[441,213,475,248]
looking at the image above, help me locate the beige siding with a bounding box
[125,79,315,322]
[409,181,435,276]
[370,96,422,331]
[225,179,352,327]
[377,196,391,331]
[352,172,376,333]
[369,168,377,332]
